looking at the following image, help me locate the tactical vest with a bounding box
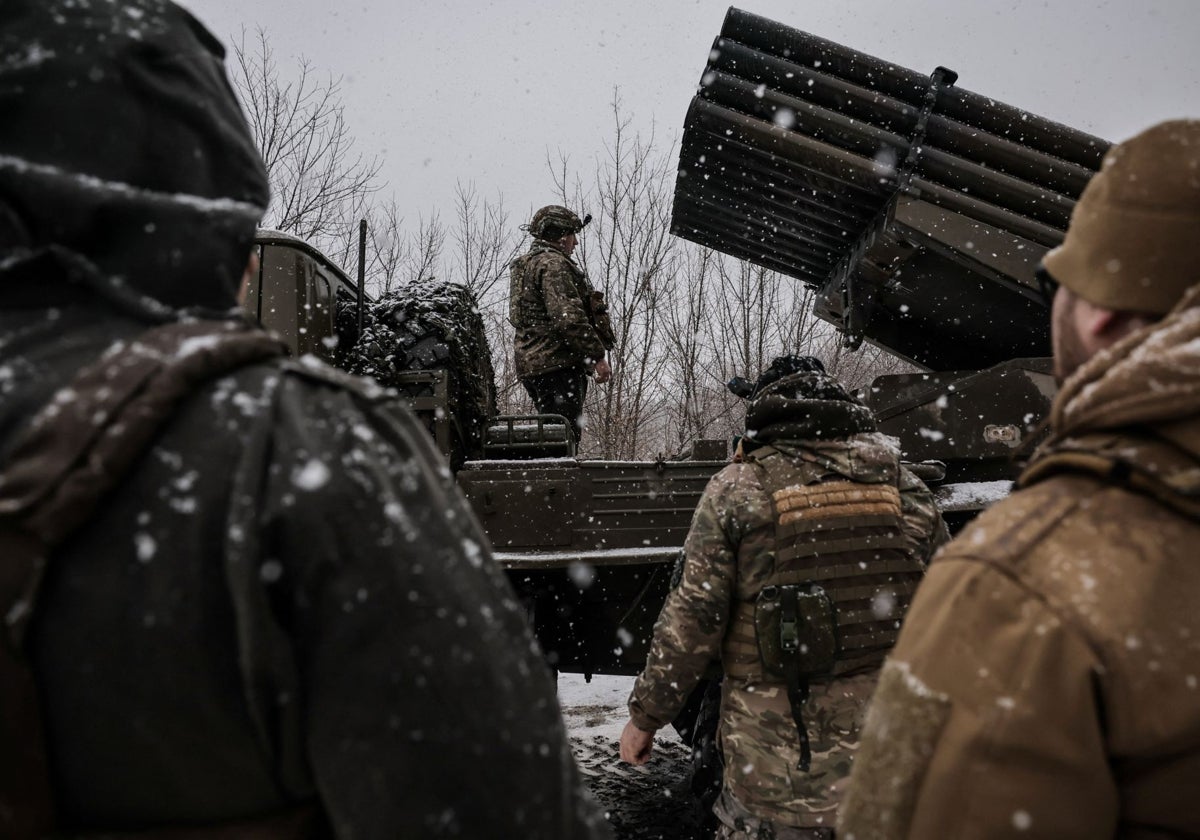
[720,445,926,767]
[509,244,572,333]
[0,319,325,839]
[509,243,612,341]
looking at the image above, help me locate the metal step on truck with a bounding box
[242,7,1109,690]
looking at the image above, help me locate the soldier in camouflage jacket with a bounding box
[620,359,948,839]
[509,205,615,445]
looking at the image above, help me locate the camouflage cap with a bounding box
[1043,119,1200,315]
[524,205,589,240]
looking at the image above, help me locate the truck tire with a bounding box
[347,280,497,467]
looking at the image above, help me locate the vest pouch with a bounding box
[754,583,839,680]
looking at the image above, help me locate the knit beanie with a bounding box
[1043,119,1200,315]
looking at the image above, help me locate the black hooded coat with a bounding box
[0,2,607,837]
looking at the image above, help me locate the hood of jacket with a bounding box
[1022,284,1200,517]
[766,432,905,486]
[0,0,269,317]
[744,371,876,447]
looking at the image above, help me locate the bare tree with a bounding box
[656,244,912,455]
[229,28,382,260]
[359,197,406,295]
[403,213,445,285]
[485,308,532,418]
[449,182,522,306]
[660,247,728,453]
[710,258,777,385]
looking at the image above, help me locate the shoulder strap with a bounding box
[1022,431,1200,522]
[0,318,285,839]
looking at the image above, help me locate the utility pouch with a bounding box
[754,583,839,679]
[754,582,839,772]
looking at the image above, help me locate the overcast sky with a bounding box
[186,0,1199,228]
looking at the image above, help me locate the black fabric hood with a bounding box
[0,0,269,314]
[744,371,877,445]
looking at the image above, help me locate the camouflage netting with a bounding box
[345,280,497,466]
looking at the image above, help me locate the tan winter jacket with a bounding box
[840,287,1200,839]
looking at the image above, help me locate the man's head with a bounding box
[727,354,826,400]
[0,0,269,311]
[1043,119,1200,382]
[742,367,876,445]
[526,205,589,255]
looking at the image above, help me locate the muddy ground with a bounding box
[559,674,715,839]
[571,733,713,840]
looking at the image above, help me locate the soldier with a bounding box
[619,356,948,839]
[0,2,609,838]
[509,205,616,446]
[838,119,1200,839]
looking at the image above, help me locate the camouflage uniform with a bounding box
[509,240,614,379]
[509,207,615,442]
[629,373,947,835]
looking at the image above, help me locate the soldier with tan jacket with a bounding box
[839,119,1200,839]
[620,358,948,839]
[509,205,615,446]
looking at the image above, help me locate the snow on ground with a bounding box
[559,674,708,839]
[558,673,633,742]
[557,673,683,747]
[934,479,1013,511]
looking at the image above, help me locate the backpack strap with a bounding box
[0,319,286,839]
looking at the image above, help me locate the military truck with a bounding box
[244,9,1109,685]
[246,229,716,678]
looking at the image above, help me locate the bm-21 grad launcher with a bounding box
[673,7,1111,528]
[652,6,1114,798]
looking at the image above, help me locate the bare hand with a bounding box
[593,358,612,384]
[619,720,655,765]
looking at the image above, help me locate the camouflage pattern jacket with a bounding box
[630,411,947,829]
[509,241,615,378]
[840,286,1200,840]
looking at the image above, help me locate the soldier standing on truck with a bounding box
[510,205,616,446]
[0,3,610,838]
[839,119,1200,840]
[619,356,948,839]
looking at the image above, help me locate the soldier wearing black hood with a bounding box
[0,2,609,838]
[620,356,946,839]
